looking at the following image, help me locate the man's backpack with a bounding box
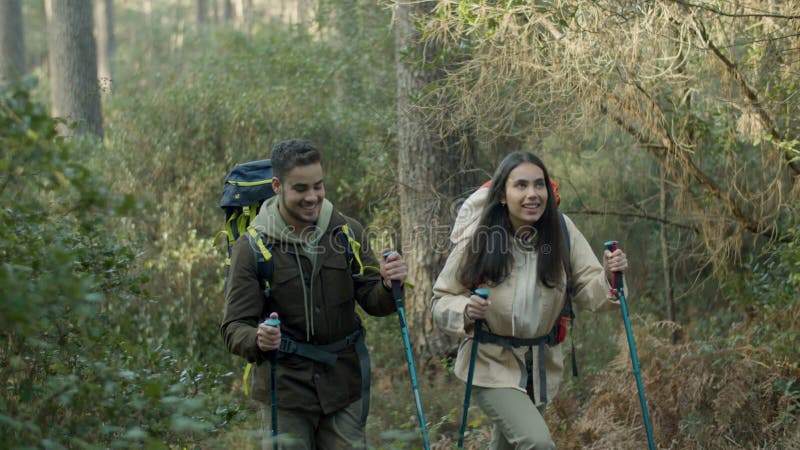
[219,159,276,288]
[219,159,367,288]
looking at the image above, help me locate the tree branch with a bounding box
[600,94,781,241]
[565,208,699,232]
[669,0,800,20]
[691,17,800,177]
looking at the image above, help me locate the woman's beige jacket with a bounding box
[432,188,621,404]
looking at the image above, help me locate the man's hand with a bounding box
[256,312,281,352]
[380,249,408,289]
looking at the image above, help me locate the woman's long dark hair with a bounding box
[457,151,566,289]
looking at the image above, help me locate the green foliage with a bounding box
[0,78,108,339]
[82,4,402,448]
[104,22,396,236]
[93,12,400,413]
[11,0,800,448]
[717,227,800,357]
[0,79,242,449]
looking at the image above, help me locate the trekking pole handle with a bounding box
[474,288,490,299]
[392,281,402,302]
[472,287,490,323]
[603,240,624,293]
[470,287,489,331]
[381,250,403,301]
[263,317,281,360]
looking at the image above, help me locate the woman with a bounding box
[432,151,629,449]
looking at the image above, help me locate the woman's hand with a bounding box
[464,293,491,325]
[603,248,628,282]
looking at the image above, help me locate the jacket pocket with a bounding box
[272,266,301,284]
[271,267,306,316]
[320,256,354,307]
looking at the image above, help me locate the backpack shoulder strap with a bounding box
[242,226,273,397]
[246,226,274,298]
[245,220,368,297]
[336,223,366,278]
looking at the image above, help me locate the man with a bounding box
[222,139,407,449]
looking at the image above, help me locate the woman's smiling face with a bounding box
[503,162,548,231]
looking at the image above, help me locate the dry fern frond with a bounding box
[561,322,800,448]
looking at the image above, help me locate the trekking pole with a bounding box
[604,241,656,450]
[382,251,431,450]
[457,287,489,449]
[264,316,281,450]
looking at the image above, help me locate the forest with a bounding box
[1,0,798,448]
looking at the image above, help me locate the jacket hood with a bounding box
[250,196,334,245]
[451,187,489,244]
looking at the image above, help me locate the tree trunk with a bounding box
[46,0,103,137]
[232,0,252,34]
[233,0,244,22]
[297,0,308,26]
[395,0,477,359]
[332,0,362,105]
[93,0,114,94]
[0,0,26,82]
[210,0,218,23]
[195,0,207,27]
[221,0,233,22]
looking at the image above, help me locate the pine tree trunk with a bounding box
[210,0,218,23]
[93,0,114,94]
[46,0,103,137]
[196,0,207,27]
[332,0,362,105]
[0,0,26,82]
[221,0,233,22]
[297,0,308,26]
[233,0,245,23]
[233,0,252,34]
[395,0,477,359]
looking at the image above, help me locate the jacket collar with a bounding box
[251,196,339,245]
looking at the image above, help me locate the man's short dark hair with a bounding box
[270,139,322,180]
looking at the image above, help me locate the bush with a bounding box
[0,79,244,449]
